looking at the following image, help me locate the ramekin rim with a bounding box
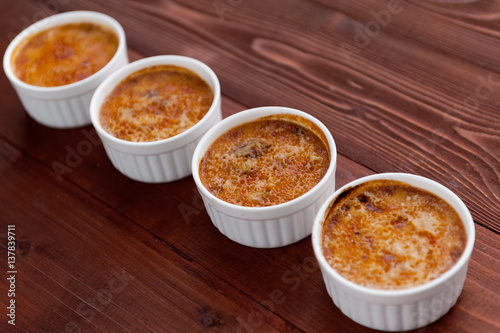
[90,55,221,149]
[312,172,475,297]
[3,10,127,93]
[191,106,337,214]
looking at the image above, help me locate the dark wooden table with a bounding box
[1,0,499,332]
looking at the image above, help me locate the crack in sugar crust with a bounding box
[99,65,214,142]
[322,179,467,290]
[199,117,330,207]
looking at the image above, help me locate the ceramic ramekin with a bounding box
[192,106,337,248]
[90,55,222,183]
[3,11,128,128]
[312,173,475,331]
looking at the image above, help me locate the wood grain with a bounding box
[48,0,499,232]
[0,0,499,332]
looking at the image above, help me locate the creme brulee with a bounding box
[11,22,118,87]
[199,116,330,207]
[322,179,467,290]
[99,65,214,142]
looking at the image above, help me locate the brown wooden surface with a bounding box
[1,0,499,332]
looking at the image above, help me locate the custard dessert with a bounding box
[99,65,213,142]
[199,114,330,207]
[12,22,118,87]
[322,179,467,290]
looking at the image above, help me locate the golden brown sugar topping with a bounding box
[99,65,214,142]
[322,179,467,290]
[199,116,330,207]
[12,22,118,87]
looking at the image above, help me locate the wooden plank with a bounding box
[37,0,499,233]
[0,0,499,332]
[0,139,296,332]
[0,133,498,332]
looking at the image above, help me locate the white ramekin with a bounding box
[192,106,337,248]
[3,11,129,129]
[312,173,475,331]
[90,55,222,183]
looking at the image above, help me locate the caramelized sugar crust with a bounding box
[12,22,118,87]
[200,116,330,207]
[99,65,213,142]
[322,179,467,290]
